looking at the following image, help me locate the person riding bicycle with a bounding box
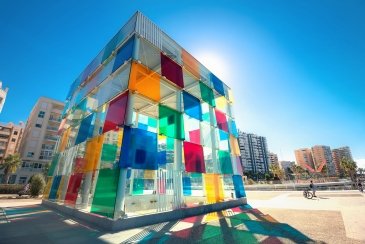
[309,180,317,197]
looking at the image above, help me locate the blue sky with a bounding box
[0,0,364,166]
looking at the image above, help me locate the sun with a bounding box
[195,51,230,82]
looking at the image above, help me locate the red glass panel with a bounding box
[102,92,128,133]
[215,109,229,132]
[161,53,184,88]
[64,173,83,206]
[183,141,205,173]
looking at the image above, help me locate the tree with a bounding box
[0,154,21,184]
[340,158,357,182]
[29,173,45,197]
[358,168,364,177]
[291,165,305,182]
[269,163,285,181]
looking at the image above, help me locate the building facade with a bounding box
[238,131,270,174]
[294,148,315,172]
[269,152,278,165]
[0,81,9,113]
[332,146,353,174]
[311,145,336,175]
[43,12,245,219]
[13,97,64,184]
[279,160,295,174]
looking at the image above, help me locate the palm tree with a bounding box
[269,163,285,181]
[0,154,21,184]
[340,158,357,182]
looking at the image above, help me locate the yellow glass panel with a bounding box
[84,135,104,172]
[215,96,228,113]
[117,129,124,147]
[144,170,155,179]
[204,174,224,203]
[43,176,53,199]
[182,49,200,79]
[58,128,71,152]
[129,62,160,102]
[228,89,234,103]
[230,135,240,156]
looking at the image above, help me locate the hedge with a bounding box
[0,184,24,194]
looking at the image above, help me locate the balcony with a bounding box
[44,135,58,141]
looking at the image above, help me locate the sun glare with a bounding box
[195,51,230,82]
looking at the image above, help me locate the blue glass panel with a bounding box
[219,129,229,141]
[112,37,134,73]
[102,35,118,63]
[138,123,148,131]
[75,113,95,145]
[119,127,158,170]
[183,177,192,196]
[183,91,202,121]
[232,175,246,198]
[48,175,62,200]
[210,74,225,96]
[229,119,239,138]
[158,151,167,165]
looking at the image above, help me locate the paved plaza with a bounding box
[0,190,364,243]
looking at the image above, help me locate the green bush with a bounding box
[0,184,24,194]
[30,174,46,197]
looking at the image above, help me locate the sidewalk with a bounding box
[0,190,364,243]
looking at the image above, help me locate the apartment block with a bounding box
[12,97,64,184]
[332,146,353,174]
[0,122,24,161]
[0,81,9,113]
[238,131,270,174]
[269,152,278,165]
[311,145,336,175]
[294,148,315,172]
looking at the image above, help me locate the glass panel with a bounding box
[183,177,192,196]
[48,153,60,176]
[183,91,202,121]
[210,73,225,96]
[58,128,71,152]
[129,62,161,102]
[229,119,238,138]
[204,174,224,203]
[132,178,144,195]
[159,105,184,140]
[218,129,229,151]
[215,109,229,133]
[43,177,53,199]
[137,38,161,71]
[48,175,62,200]
[91,168,120,218]
[183,141,205,173]
[200,82,215,107]
[184,115,200,144]
[215,96,228,115]
[83,135,104,172]
[75,113,95,145]
[102,92,128,133]
[119,127,158,170]
[232,175,246,198]
[230,135,240,156]
[182,49,200,79]
[161,53,184,88]
[218,150,233,174]
[112,37,134,73]
[93,104,108,136]
[64,173,83,206]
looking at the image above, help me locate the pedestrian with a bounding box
[309,180,317,197]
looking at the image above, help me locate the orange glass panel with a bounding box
[117,129,124,147]
[56,176,65,200]
[129,62,160,102]
[204,174,224,203]
[230,135,240,156]
[43,177,53,199]
[58,128,71,152]
[144,170,155,179]
[182,49,200,79]
[84,135,104,172]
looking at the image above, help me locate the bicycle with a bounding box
[303,188,313,199]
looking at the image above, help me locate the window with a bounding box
[19,177,27,184]
[13,131,18,135]
[27,152,34,157]
[38,111,45,118]
[40,102,48,110]
[35,124,42,128]
[11,138,16,142]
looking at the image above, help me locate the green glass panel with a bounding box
[200,82,216,107]
[48,153,60,176]
[101,144,118,162]
[91,168,120,218]
[132,178,144,195]
[166,137,174,150]
[158,105,184,140]
[148,117,157,127]
[218,150,233,174]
